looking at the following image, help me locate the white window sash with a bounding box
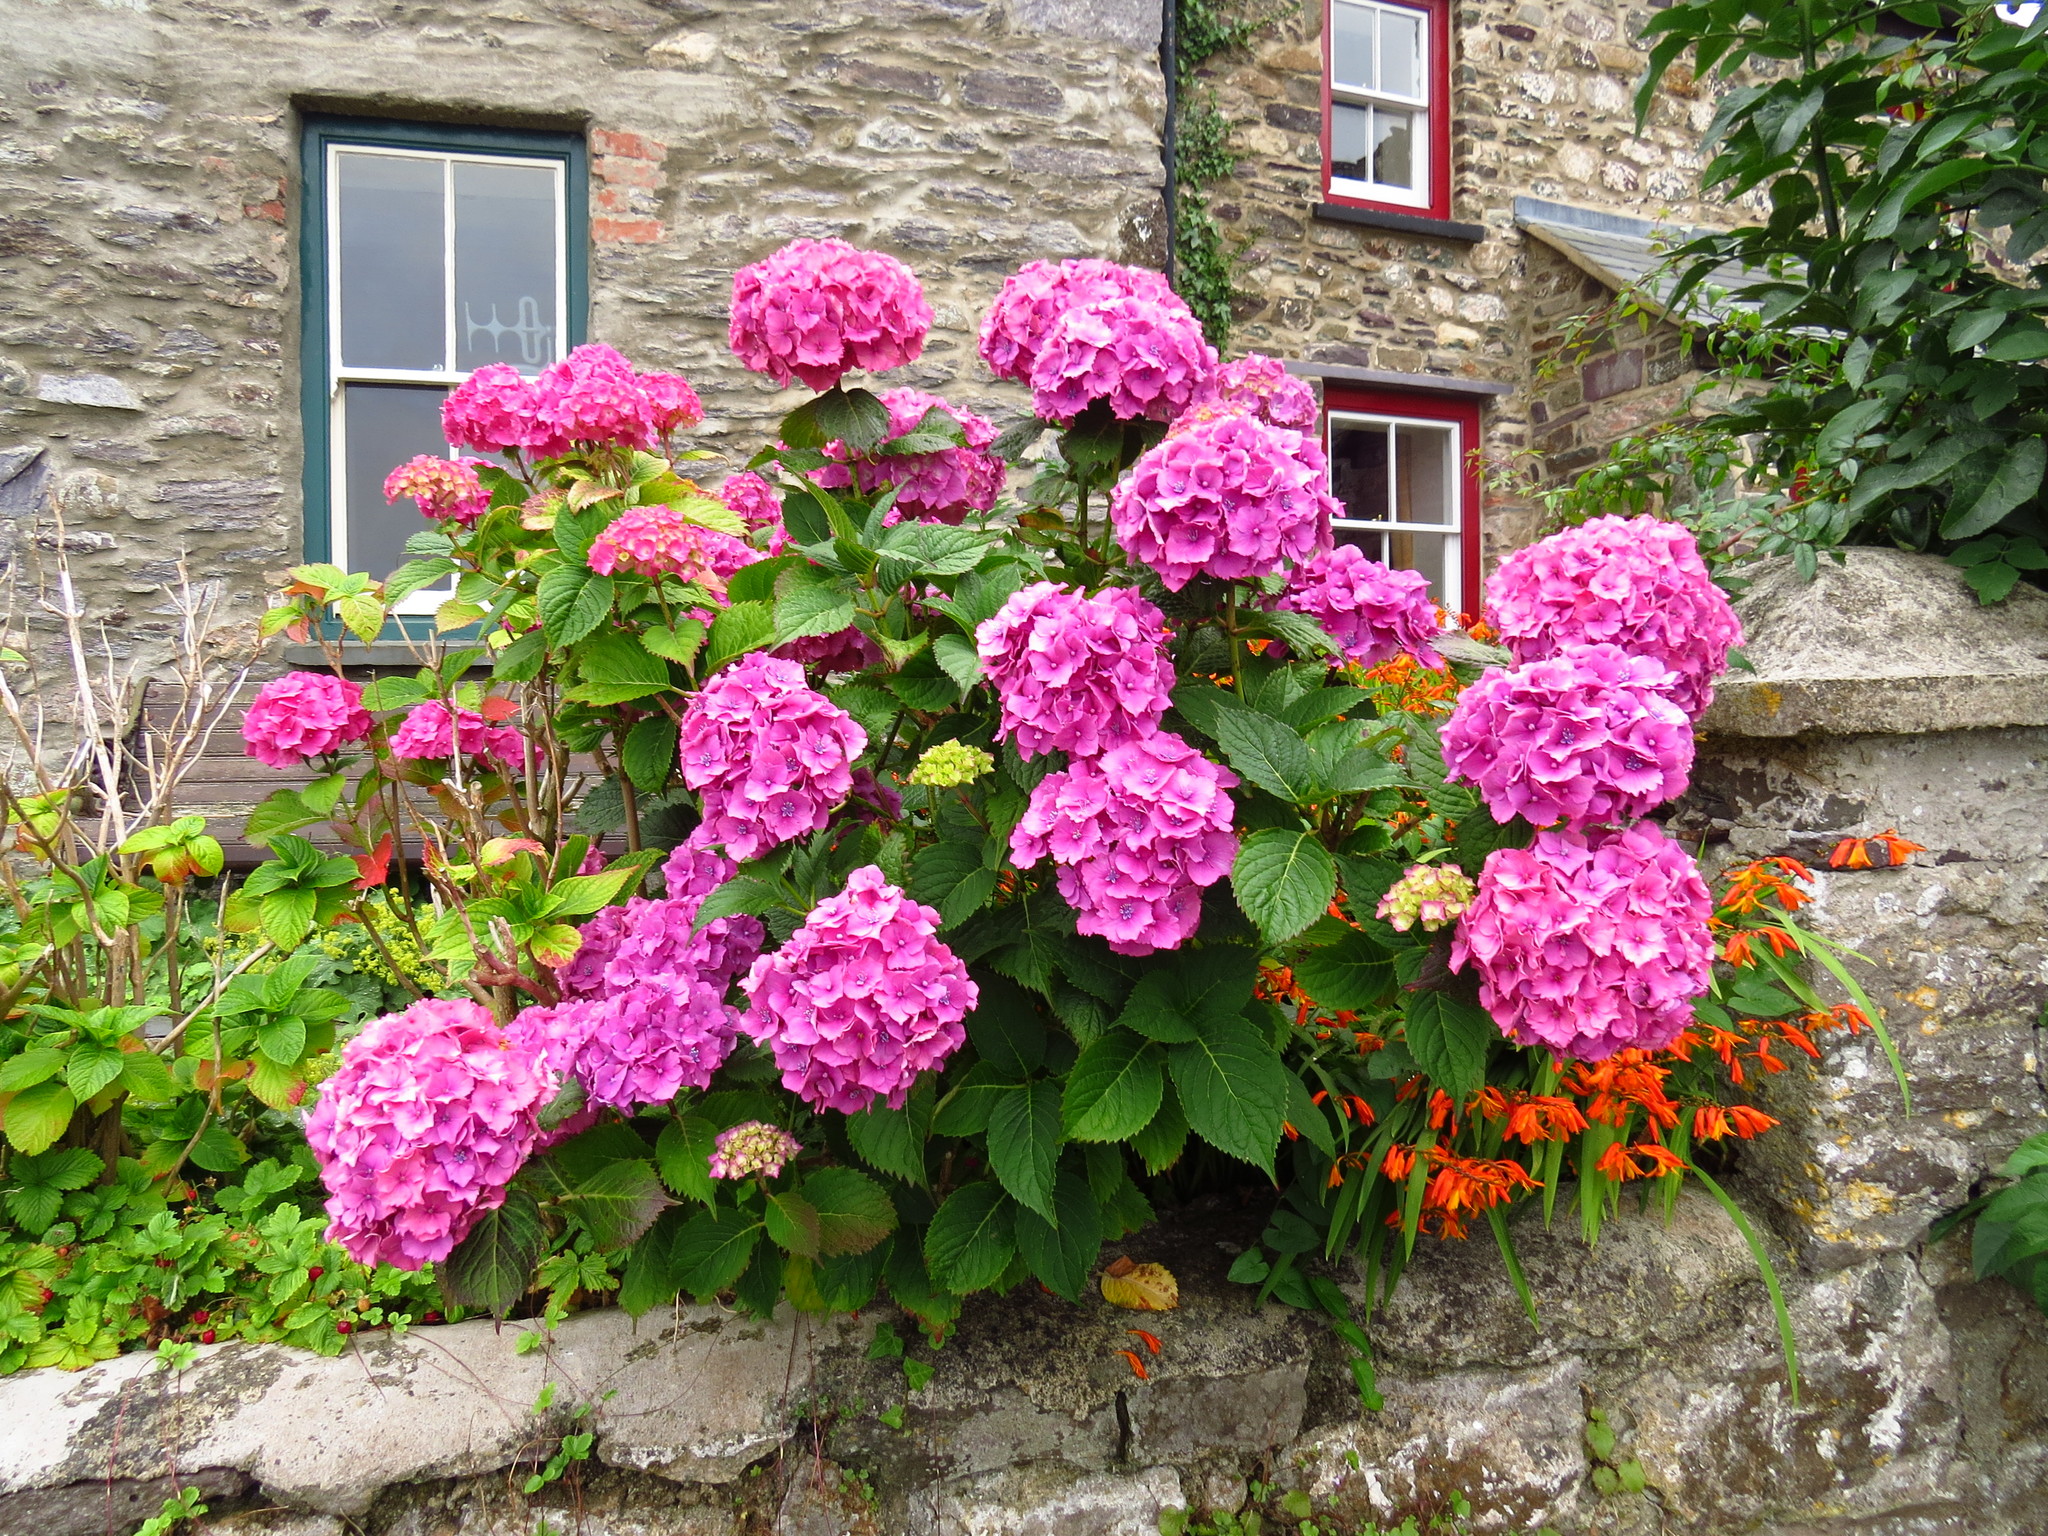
[1327,0,1432,208]
[1325,410,1462,612]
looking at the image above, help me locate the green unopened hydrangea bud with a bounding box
[708,1121,803,1181]
[1376,863,1476,933]
[908,741,994,789]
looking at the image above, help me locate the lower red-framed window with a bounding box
[1322,386,1483,623]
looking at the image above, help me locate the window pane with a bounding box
[1330,420,1390,522]
[1385,529,1454,607]
[455,160,560,373]
[1332,523,1391,564]
[343,384,451,582]
[1373,110,1415,189]
[1330,103,1375,184]
[1380,8,1423,99]
[1332,1,1376,90]
[336,152,446,372]
[1394,423,1454,525]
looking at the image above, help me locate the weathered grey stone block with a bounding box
[33,372,142,410]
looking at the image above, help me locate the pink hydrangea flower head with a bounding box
[1201,353,1319,431]
[640,370,705,436]
[241,672,372,767]
[978,259,1185,384]
[1439,643,1694,831]
[387,701,525,766]
[740,865,975,1113]
[587,504,760,590]
[1009,732,1239,955]
[729,239,932,392]
[717,471,784,528]
[528,342,658,456]
[776,625,879,674]
[507,979,736,1114]
[708,1121,804,1181]
[1268,545,1444,669]
[1029,290,1217,426]
[677,652,869,860]
[557,838,765,1002]
[383,455,491,526]
[442,363,540,456]
[1110,413,1334,590]
[975,582,1176,760]
[813,388,1005,525]
[1452,822,1715,1062]
[304,998,550,1270]
[1486,515,1743,719]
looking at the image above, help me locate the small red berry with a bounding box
[423,1311,443,1324]
[38,1288,52,1304]
[307,1266,323,1280]
[200,1330,216,1344]
[155,1257,172,1268]
[335,1321,352,1334]
[192,1310,209,1324]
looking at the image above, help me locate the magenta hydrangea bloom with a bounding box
[1486,515,1743,719]
[641,370,704,436]
[587,504,760,590]
[775,625,880,674]
[387,701,524,766]
[305,998,550,1270]
[383,455,491,526]
[508,979,736,1114]
[1010,732,1238,955]
[442,363,539,456]
[813,388,1004,525]
[1111,412,1334,590]
[1440,644,1694,830]
[717,471,784,528]
[1202,353,1319,431]
[729,239,932,392]
[740,865,975,1113]
[978,259,1184,384]
[1029,290,1217,426]
[526,343,658,457]
[241,672,372,767]
[976,582,1175,760]
[709,1121,804,1181]
[678,652,868,860]
[1452,822,1715,1062]
[557,839,766,1001]
[1269,545,1444,669]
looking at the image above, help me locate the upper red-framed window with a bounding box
[1322,386,1483,621]
[1321,0,1452,219]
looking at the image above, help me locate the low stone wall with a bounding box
[2,551,2044,1536]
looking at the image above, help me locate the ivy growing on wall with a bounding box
[1169,0,1298,350]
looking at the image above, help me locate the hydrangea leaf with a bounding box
[923,1181,1016,1294]
[674,1208,763,1300]
[1232,829,1337,944]
[1167,1016,1287,1174]
[440,1189,546,1318]
[1291,930,1397,1013]
[1209,709,1321,803]
[985,1080,1063,1224]
[801,1166,899,1257]
[1062,1030,1164,1143]
[1013,1165,1102,1300]
[1400,990,1495,1104]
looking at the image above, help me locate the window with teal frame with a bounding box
[298,115,588,629]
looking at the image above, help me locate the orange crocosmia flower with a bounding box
[1349,1096,1376,1126]
[1828,837,1876,870]
[1427,1089,1457,1130]
[1722,932,1758,967]
[1693,1104,1733,1142]
[1598,1141,1689,1180]
[1380,1144,1416,1180]
[1727,1105,1778,1138]
[1116,1349,1149,1380]
[1874,829,1926,863]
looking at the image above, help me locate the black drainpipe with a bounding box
[1160,0,1178,285]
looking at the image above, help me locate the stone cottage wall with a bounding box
[0,0,1165,672]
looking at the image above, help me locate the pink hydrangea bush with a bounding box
[1110,412,1334,589]
[1202,353,1319,431]
[1010,732,1239,955]
[384,455,491,526]
[305,998,550,1269]
[976,582,1176,760]
[1268,545,1444,669]
[1452,822,1715,1062]
[556,840,765,1001]
[1439,644,1695,830]
[1486,515,1743,719]
[814,388,1004,524]
[729,239,932,391]
[740,865,975,1113]
[1030,290,1217,425]
[442,363,539,456]
[587,504,760,590]
[528,343,657,456]
[241,672,372,767]
[978,258,1183,385]
[387,701,524,766]
[677,652,868,859]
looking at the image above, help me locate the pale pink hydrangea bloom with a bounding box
[678,652,868,860]
[387,701,524,766]
[241,672,372,767]
[1452,822,1715,1062]
[813,388,1004,525]
[305,998,550,1269]
[1110,412,1334,590]
[708,1121,804,1181]
[1029,290,1217,425]
[1486,515,1743,720]
[442,363,540,456]
[1010,731,1239,955]
[640,370,705,436]
[729,239,932,392]
[977,259,1184,384]
[1201,353,1319,431]
[717,471,784,528]
[383,455,491,526]
[1439,643,1695,831]
[976,582,1175,760]
[587,504,761,591]
[1376,863,1476,932]
[1268,545,1444,669]
[740,865,975,1113]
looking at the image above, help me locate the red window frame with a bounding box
[1322,386,1483,622]
[1319,0,1453,221]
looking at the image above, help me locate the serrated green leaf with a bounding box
[622,715,679,793]
[924,1181,1016,1293]
[766,1190,823,1258]
[1013,1165,1103,1301]
[801,1166,899,1256]
[439,1189,545,1317]
[538,567,614,646]
[1,1080,75,1156]
[705,600,775,673]
[773,584,859,646]
[1400,990,1496,1103]
[674,1208,763,1299]
[1291,930,1397,1012]
[656,1114,718,1205]
[847,1100,928,1185]
[1062,1029,1164,1142]
[1233,830,1337,943]
[985,1080,1063,1223]
[1209,709,1321,802]
[1168,1015,1288,1173]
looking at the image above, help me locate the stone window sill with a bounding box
[1312,202,1487,243]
